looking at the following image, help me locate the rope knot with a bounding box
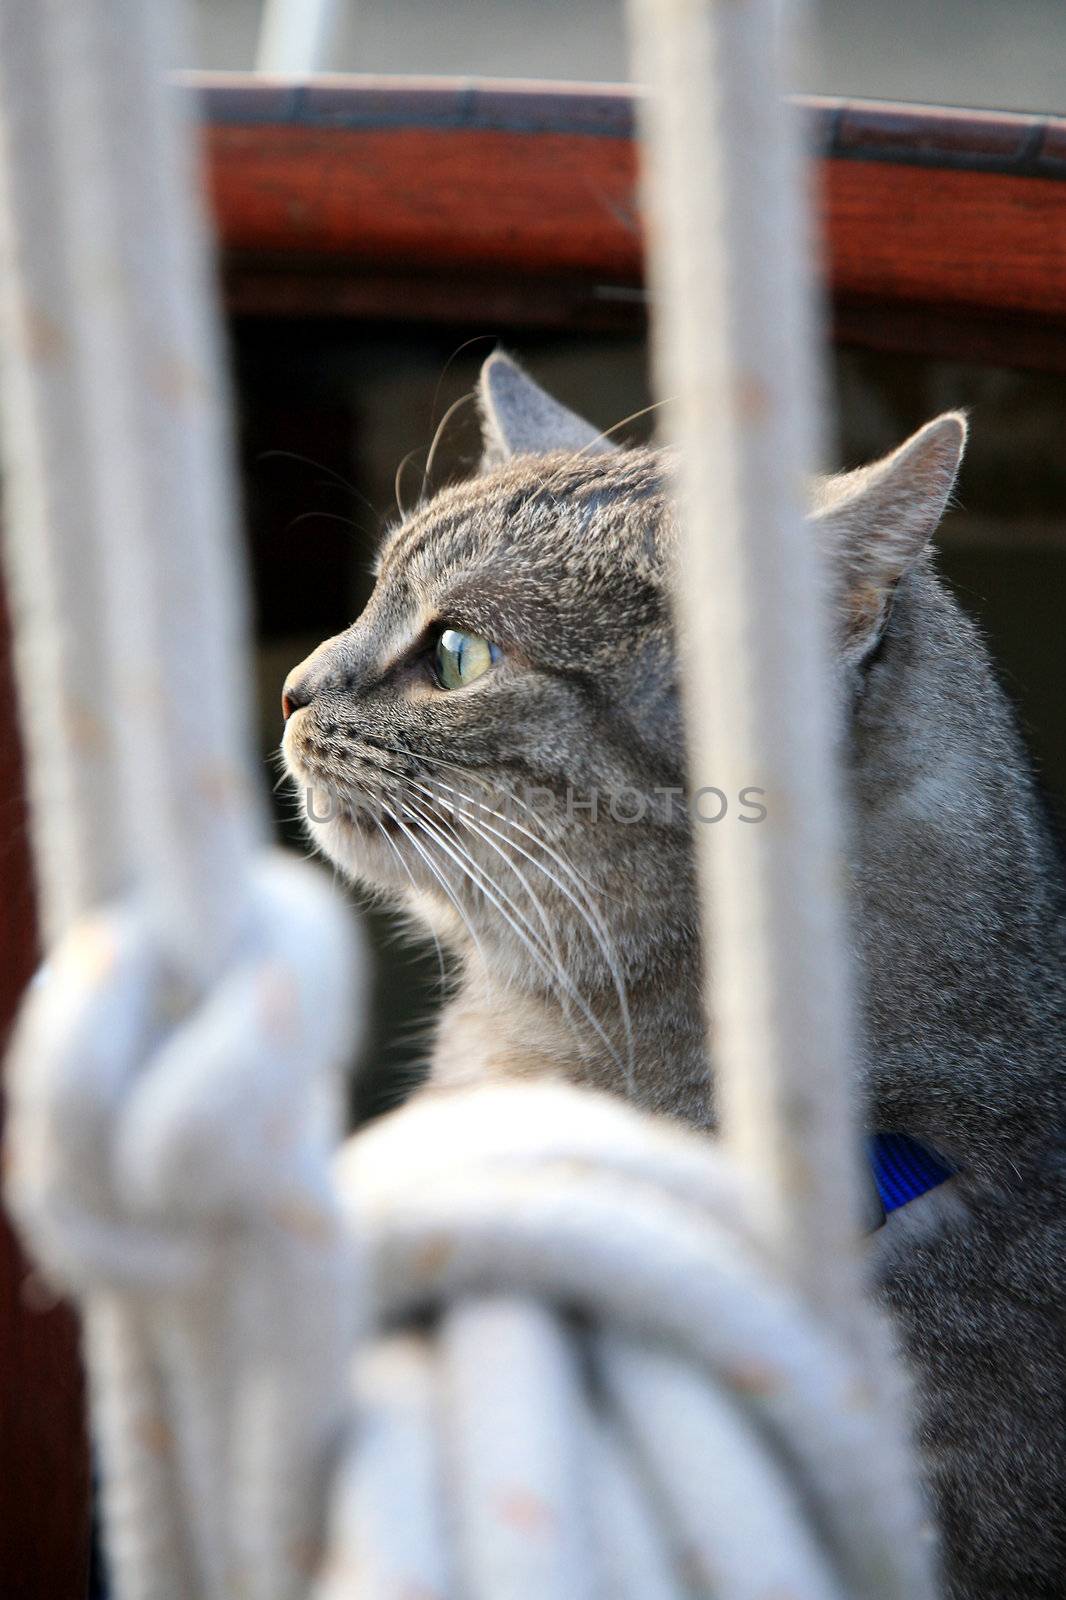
[5,850,362,1296]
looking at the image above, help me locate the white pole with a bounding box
[255,0,342,76]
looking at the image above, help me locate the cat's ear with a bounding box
[814,411,967,660]
[478,350,618,468]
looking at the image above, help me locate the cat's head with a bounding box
[282,352,965,985]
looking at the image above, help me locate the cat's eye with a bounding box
[434,628,499,690]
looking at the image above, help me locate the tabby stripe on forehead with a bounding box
[379,481,556,583]
[378,510,473,581]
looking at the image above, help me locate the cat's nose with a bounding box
[281,669,312,722]
[283,634,351,721]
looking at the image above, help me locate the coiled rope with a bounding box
[315,1081,936,1600]
[0,0,937,1597]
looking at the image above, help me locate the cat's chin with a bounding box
[303,808,415,898]
[305,807,380,863]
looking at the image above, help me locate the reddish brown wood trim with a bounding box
[193,76,1066,344]
[816,97,1063,175]
[183,72,639,140]
[823,161,1066,321]
[0,586,90,1600]
[190,74,1066,179]
[209,130,1066,321]
[206,124,640,279]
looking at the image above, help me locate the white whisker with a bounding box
[402,793,631,1086]
[406,775,635,1085]
[379,796,491,990]
[367,809,448,991]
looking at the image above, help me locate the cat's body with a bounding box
[848,562,1066,1598]
[283,354,1065,1598]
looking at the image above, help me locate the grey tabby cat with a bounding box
[283,352,1065,1599]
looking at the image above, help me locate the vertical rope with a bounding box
[0,2,123,940]
[0,2,268,1594]
[255,0,341,76]
[41,0,262,986]
[0,0,261,982]
[626,5,937,1591]
[626,0,863,1342]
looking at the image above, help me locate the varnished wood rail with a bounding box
[188,74,1066,366]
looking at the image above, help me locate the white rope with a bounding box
[0,0,122,939]
[5,859,363,1600]
[255,0,342,76]
[310,1082,933,1600]
[0,3,362,1597]
[626,0,936,1590]
[627,2,936,1588]
[628,0,863,1341]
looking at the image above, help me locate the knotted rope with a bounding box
[0,3,361,1596]
[0,0,939,1597]
[6,856,361,1599]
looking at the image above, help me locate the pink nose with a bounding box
[281,671,311,722]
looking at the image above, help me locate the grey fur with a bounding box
[283,353,1066,1598]
[478,349,618,468]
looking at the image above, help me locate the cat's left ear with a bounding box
[813,411,967,661]
[478,350,618,469]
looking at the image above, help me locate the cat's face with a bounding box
[282,353,964,984]
[282,442,688,976]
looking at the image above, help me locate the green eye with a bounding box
[435,628,498,690]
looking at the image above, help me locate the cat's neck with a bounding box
[430,947,714,1128]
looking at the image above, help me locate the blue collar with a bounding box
[868,1133,955,1227]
